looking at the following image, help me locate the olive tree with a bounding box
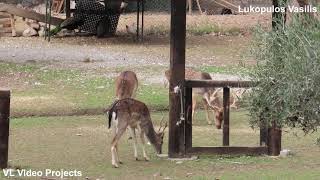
[249,9,320,144]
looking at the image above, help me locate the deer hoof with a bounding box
[135,157,139,161]
[207,122,212,125]
[119,161,123,164]
[144,157,150,161]
[112,164,119,168]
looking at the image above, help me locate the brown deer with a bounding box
[115,71,138,99]
[107,98,167,168]
[165,68,223,128]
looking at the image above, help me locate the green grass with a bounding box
[6,111,320,179]
[188,23,220,36]
[187,24,242,36]
[0,62,168,117]
[143,23,242,37]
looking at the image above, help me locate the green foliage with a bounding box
[249,15,320,137]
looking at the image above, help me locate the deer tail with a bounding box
[107,100,119,129]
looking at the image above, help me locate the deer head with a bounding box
[211,106,224,129]
[208,90,224,129]
[154,116,168,154]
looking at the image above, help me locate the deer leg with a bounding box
[138,126,150,161]
[187,0,192,14]
[192,94,197,122]
[129,127,139,161]
[140,133,150,161]
[115,144,122,164]
[203,99,212,125]
[196,0,203,14]
[110,126,126,168]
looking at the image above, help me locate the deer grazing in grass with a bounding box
[165,68,247,129]
[115,71,138,99]
[165,68,224,129]
[107,98,167,168]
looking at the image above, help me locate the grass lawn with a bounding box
[0,62,250,117]
[2,110,320,180]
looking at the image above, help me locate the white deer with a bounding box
[107,98,167,168]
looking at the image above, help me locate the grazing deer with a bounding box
[165,68,223,128]
[107,98,167,168]
[115,71,138,99]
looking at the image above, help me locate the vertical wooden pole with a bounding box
[136,1,140,41]
[0,90,10,169]
[223,87,230,146]
[185,87,193,152]
[168,0,186,158]
[65,0,71,18]
[10,14,16,37]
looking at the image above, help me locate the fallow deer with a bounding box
[107,98,167,168]
[115,71,140,140]
[115,71,138,100]
[165,68,223,128]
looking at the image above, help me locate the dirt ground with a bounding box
[0,13,268,69]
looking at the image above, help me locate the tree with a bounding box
[249,0,320,144]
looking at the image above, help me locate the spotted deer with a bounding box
[115,71,138,99]
[107,98,167,168]
[165,68,223,128]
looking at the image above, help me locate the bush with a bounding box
[249,14,320,139]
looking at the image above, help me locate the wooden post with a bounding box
[223,87,230,146]
[136,0,140,41]
[185,87,193,152]
[0,89,10,169]
[267,124,281,156]
[168,0,186,158]
[65,0,71,18]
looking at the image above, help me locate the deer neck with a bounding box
[144,121,160,147]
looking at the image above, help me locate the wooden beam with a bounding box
[185,80,255,88]
[0,89,10,169]
[0,18,11,24]
[168,0,186,158]
[223,87,230,146]
[0,3,63,26]
[188,146,268,155]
